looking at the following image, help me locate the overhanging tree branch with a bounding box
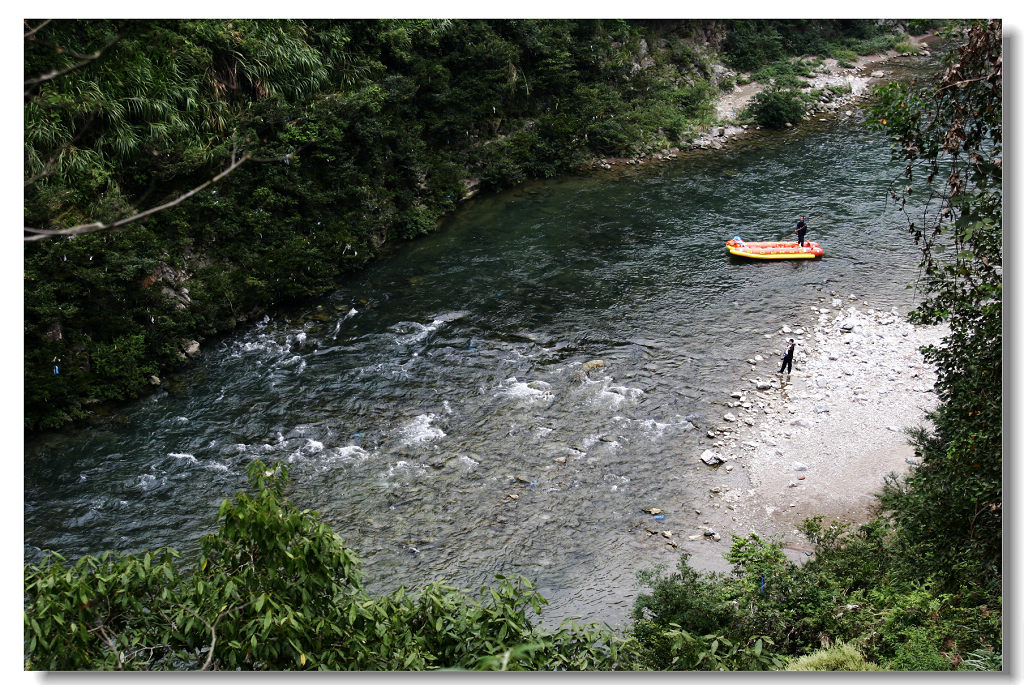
[177,598,258,671]
[24,19,52,40]
[24,28,125,95]
[24,152,254,241]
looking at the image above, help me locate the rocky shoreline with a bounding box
[649,291,947,573]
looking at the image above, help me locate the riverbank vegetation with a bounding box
[25,18,923,432]
[24,18,1000,672]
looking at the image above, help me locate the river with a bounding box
[24,57,937,629]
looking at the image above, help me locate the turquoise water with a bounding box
[25,63,936,628]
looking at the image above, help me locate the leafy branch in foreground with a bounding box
[25,461,631,671]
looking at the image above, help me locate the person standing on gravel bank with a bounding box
[779,338,795,375]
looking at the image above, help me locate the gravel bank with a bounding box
[680,291,947,572]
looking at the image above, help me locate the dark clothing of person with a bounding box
[780,342,795,374]
[795,219,808,247]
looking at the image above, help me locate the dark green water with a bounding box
[25,68,935,628]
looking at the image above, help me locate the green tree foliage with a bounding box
[721,19,902,72]
[869,20,1002,593]
[723,21,786,71]
[24,20,329,229]
[25,461,634,671]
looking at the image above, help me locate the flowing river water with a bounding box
[24,57,939,629]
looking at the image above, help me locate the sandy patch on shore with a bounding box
[680,291,947,572]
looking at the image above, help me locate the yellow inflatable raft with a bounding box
[726,238,823,260]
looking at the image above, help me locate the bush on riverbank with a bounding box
[747,87,810,128]
[785,642,881,670]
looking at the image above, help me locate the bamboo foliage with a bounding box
[24,19,338,233]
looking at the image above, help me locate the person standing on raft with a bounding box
[779,338,795,375]
[793,216,808,246]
